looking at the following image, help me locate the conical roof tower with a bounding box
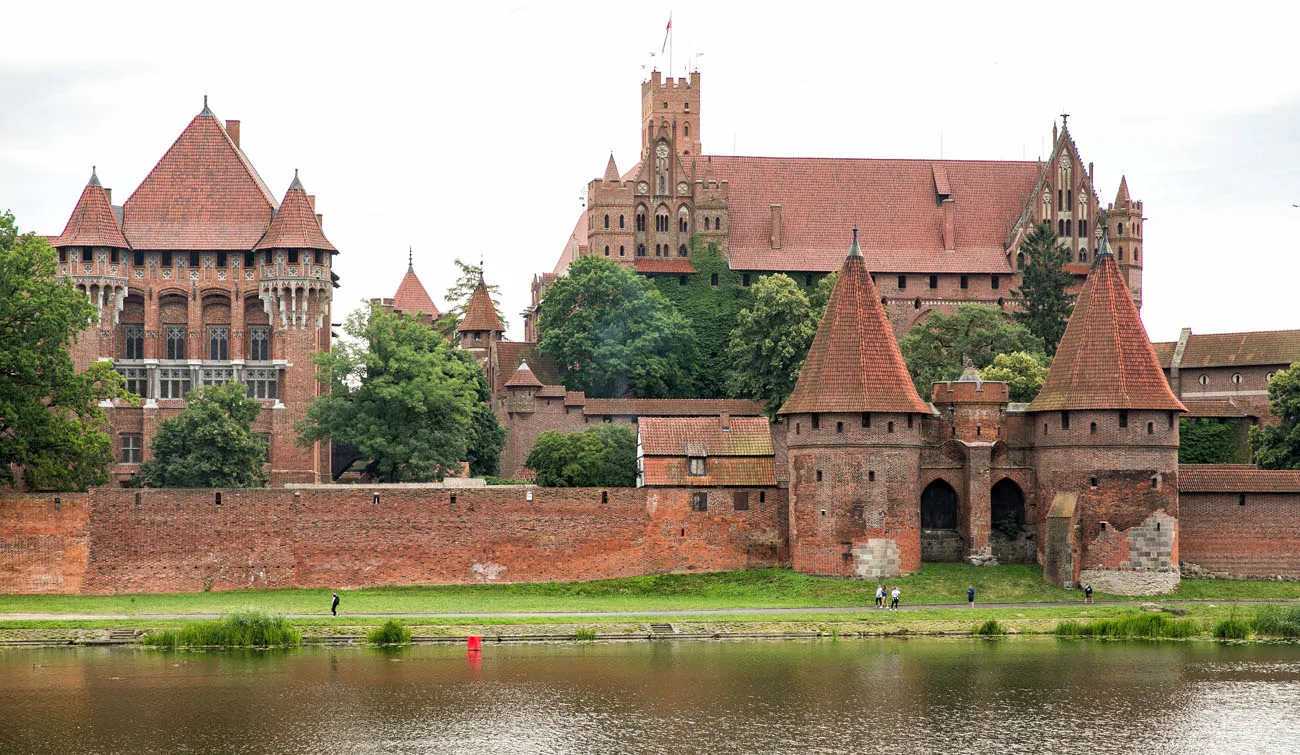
[53,168,129,249]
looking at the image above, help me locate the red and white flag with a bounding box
[661,13,672,53]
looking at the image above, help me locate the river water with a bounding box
[2,638,1298,754]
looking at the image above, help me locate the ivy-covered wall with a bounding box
[651,236,827,398]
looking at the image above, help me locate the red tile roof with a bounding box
[256,173,335,251]
[640,456,777,487]
[1180,465,1300,493]
[634,258,696,274]
[53,172,129,249]
[391,264,440,317]
[122,109,278,250]
[1151,330,1300,370]
[580,398,765,417]
[639,416,773,456]
[457,279,505,333]
[553,212,588,275]
[504,360,544,389]
[493,342,562,393]
[1028,245,1185,413]
[1182,399,1255,419]
[780,232,931,415]
[706,156,1040,273]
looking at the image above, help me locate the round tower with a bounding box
[1027,236,1184,594]
[779,230,932,579]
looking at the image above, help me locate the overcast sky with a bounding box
[3,1,1297,344]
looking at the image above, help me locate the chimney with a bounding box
[769,204,782,249]
[104,188,111,204]
[226,120,241,148]
[719,411,731,431]
[941,197,955,251]
[307,195,316,212]
[316,213,323,229]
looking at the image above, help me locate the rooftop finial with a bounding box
[88,166,101,187]
[287,168,304,192]
[1096,231,1114,261]
[200,93,211,116]
[408,245,413,269]
[847,227,862,259]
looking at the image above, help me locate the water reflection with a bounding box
[1,639,1298,754]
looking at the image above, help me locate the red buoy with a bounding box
[467,635,483,652]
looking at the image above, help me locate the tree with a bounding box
[979,351,1050,403]
[725,274,818,418]
[0,211,131,490]
[462,354,506,477]
[298,306,483,482]
[1252,365,1300,470]
[1181,418,1245,465]
[1013,222,1075,355]
[525,425,636,487]
[137,383,267,488]
[899,304,1045,395]
[538,255,698,398]
[808,271,838,317]
[444,258,503,325]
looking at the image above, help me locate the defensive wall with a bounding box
[0,485,787,595]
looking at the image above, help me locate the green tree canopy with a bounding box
[1013,221,1075,355]
[1181,418,1245,465]
[808,271,838,316]
[0,210,130,490]
[138,382,267,488]
[979,351,1050,403]
[725,274,818,418]
[298,306,485,482]
[899,304,1045,396]
[464,358,506,477]
[538,255,698,398]
[1252,365,1300,470]
[525,424,636,487]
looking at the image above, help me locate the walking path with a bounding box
[0,599,1262,622]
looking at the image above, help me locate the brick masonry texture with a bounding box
[0,486,786,595]
[1180,492,1300,578]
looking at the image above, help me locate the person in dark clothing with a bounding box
[1084,583,1093,604]
[967,586,976,607]
[331,591,340,616]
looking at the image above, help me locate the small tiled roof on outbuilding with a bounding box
[493,342,562,393]
[779,230,931,416]
[1181,399,1256,419]
[1180,465,1300,493]
[1027,240,1186,413]
[639,416,773,456]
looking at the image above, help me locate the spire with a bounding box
[88,166,101,188]
[848,227,862,258]
[457,277,506,334]
[1114,175,1131,206]
[255,174,335,252]
[392,258,439,317]
[779,230,930,416]
[200,94,211,116]
[1027,242,1184,413]
[604,153,620,182]
[53,174,129,249]
[407,245,413,270]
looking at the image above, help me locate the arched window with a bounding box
[1118,246,1125,261]
[636,212,646,232]
[1117,223,1124,236]
[1134,248,1140,262]
[684,122,690,137]
[604,214,609,229]
[1065,219,1072,236]
[679,216,688,232]
[704,217,711,230]
[619,245,625,257]
[1079,219,1087,237]
[1058,219,1065,235]
[604,245,610,256]
[637,244,645,257]
[1016,252,1025,270]
[678,244,688,257]
[1079,250,1087,262]
[714,216,721,229]
[619,215,625,229]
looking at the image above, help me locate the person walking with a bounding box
[331,591,340,617]
[967,585,976,608]
[1084,583,1093,604]
[875,584,885,609]
[890,586,900,610]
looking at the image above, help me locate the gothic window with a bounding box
[165,326,186,360]
[124,325,144,360]
[637,244,646,257]
[159,368,191,399]
[208,327,229,361]
[201,367,233,387]
[679,216,688,232]
[604,245,610,256]
[619,246,625,256]
[1079,250,1087,263]
[121,434,142,464]
[604,214,609,229]
[1118,246,1125,261]
[678,244,688,257]
[704,217,711,230]
[249,327,271,361]
[244,367,278,399]
[684,122,690,136]
[1058,189,1063,207]
[1017,252,1025,271]
[619,215,625,229]
[118,367,147,397]
[1080,219,1088,237]
[637,212,646,231]
[714,216,721,229]
[1067,189,1072,206]
[1117,223,1124,236]
[654,244,661,256]
[1058,219,1065,235]
[1065,219,1072,236]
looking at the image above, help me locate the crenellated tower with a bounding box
[642,70,701,157]
[779,229,932,579]
[1107,176,1145,307]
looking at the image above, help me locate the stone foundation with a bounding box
[920,530,963,562]
[1078,568,1180,596]
[990,531,1036,564]
[853,538,901,579]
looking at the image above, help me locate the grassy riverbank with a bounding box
[3,565,1299,619]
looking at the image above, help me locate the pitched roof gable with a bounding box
[122,107,277,250]
[1153,330,1300,369]
[639,416,774,456]
[1027,242,1185,412]
[256,172,335,251]
[779,230,931,415]
[53,170,129,248]
[458,279,505,332]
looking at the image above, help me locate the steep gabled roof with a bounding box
[779,230,930,416]
[1027,241,1185,413]
[256,172,335,251]
[603,153,620,182]
[504,360,545,388]
[53,169,129,248]
[390,258,439,317]
[122,105,277,250]
[457,279,505,333]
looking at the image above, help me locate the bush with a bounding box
[1252,605,1300,637]
[143,611,300,648]
[1054,612,1199,639]
[574,628,597,642]
[484,476,528,485]
[1212,616,1252,640]
[366,619,411,645]
[974,619,1005,636]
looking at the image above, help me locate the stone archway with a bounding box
[921,479,961,562]
[990,478,1034,563]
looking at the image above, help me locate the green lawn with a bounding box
[2,565,1298,618]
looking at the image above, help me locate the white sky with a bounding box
[3,1,1297,344]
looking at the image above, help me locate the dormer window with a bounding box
[688,457,706,476]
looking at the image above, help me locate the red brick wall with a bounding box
[1181,492,1300,578]
[0,486,786,595]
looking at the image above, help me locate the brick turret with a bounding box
[457,276,504,362]
[642,70,701,157]
[1028,237,1185,593]
[1107,176,1145,307]
[780,229,930,578]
